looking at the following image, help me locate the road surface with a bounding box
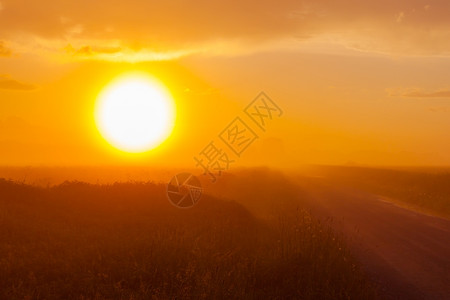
[299,179,450,300]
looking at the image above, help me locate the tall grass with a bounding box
[0,172,375,299]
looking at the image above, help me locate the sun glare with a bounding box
[95,73,176,153]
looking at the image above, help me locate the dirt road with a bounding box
[299,179,450,300]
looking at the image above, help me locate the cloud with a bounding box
[0,0,305,59]
[428,107,448,112]
[61,43,190,62]
[1,0,450,59]
[396,11,405,23]
[403,89,450,98]
[0,75,36,91]
[0,41,11,56]
[64,44,121,56]
[387,87,450,98]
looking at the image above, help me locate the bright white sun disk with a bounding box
[95,74,175,153]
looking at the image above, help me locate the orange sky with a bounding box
[0,0,450,167]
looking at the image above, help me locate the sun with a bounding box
[95,72,176,153]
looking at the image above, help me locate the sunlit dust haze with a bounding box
[1,0,450,168]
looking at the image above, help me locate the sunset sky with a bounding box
[1,0,450,167]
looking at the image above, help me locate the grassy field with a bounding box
[314,166,450,218]
[0,170,375,299]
